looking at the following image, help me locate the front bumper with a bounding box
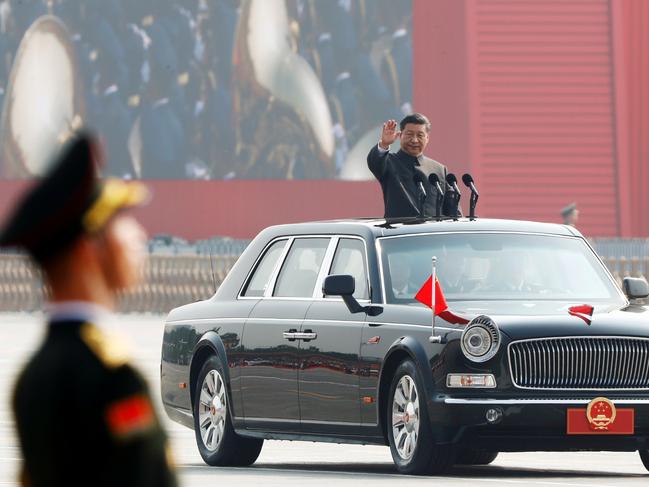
[429,396,649,451]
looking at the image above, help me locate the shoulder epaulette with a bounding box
[80,323,130,369]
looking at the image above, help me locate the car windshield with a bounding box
[379,233,624,305]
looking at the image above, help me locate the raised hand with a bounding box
[379,119,400,149]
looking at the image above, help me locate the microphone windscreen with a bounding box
[462,173,474,187]
[413,171,426,184]
[428,173,440,185]
[446,173,457,185]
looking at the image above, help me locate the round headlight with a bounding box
[461,316,501,363]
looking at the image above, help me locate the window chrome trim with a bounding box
[238,234,372,303]
[320,235,372,302]
[313,237,339,299]
[376,231,627,305]
[266,236,300,297]
[376,238,386,304]
[237,236,291,299]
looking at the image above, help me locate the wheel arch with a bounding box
[377,336,435,443]
[189,331,231,411]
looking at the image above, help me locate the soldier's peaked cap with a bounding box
[0,132,148,264]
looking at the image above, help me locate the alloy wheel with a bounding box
[392,374,420,461]
[198,369,227,451]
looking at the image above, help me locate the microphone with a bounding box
[446,173,461,195]
[444,173,462,220]
[413,172,427,196]
[462,173,479,196]
[428,174,444,221]
[413,172,427,216]
[461,173,479,220]
[428,173,444,195]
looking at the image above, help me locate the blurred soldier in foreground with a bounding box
[0,133,177,487]
[561,202,579,227]
[367,113,453,218]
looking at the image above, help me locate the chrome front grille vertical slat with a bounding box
[509,337,649,390]
[630,341,639,388]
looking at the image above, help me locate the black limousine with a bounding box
[161,217,649,474]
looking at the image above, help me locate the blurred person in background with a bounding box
[561,202,579,227]
[0,133,177,487]
[0,0,413,180]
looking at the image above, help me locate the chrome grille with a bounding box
[509,337,649,390]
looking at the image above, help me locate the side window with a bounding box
[242,239,287,297]
[274,238,330,298]
[327,238,369,300]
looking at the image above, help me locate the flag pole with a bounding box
[430,256,442,343]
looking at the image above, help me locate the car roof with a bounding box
[260,217,581,240]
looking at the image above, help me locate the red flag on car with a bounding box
[568,304,594,325]
[415,276,470,325]
[414,276,448,315]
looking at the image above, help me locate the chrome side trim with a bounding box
[444,398,649,405]
[166,317,461,333]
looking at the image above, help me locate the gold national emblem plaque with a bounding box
[586,397,617,431]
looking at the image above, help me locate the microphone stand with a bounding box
[433,183,443,221]
[469,190,478,220]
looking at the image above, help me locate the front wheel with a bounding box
[387,359,453,475]
[640,450,649,471]
[193,356,263,466]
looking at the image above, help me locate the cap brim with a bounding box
[83,179,149,233]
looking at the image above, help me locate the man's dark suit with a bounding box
[367,144,450,218]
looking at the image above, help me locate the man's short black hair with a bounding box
[400,113,431,132]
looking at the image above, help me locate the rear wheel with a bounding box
[455,449,499,465]
[387,359,453,475]
[193,355,263,466]
[639,450,649,471]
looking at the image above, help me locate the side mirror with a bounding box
[323,275,382,316]
[623,277,649,300]
[323,274,355,296]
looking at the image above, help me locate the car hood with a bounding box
[441,300,649,340]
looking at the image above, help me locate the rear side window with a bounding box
[242,239,287,297]
[327,238,369,300]
[274,238,330,298]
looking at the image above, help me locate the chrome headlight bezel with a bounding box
[460,315,501,363]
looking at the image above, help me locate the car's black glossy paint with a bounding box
[161,217,649,451]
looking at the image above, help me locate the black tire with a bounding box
[193,355,263,466]
[455,449,499,465]
[640,450,649,471]
[387,359,453,475]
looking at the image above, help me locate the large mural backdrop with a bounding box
[0,0,412,181]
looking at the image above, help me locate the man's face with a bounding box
[96,214,148,291]
[399,123,429,157]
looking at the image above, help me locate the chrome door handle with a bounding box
[283,329,298,341]
[294,332,317,341]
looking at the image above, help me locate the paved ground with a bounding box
[0,313,647,486]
